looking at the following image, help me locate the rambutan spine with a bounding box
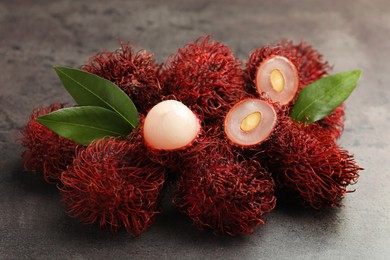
[81,41,163,115]
[174,137,276,235]
[263,116,361,209]
[19,104,78,183]
[60,137,165,236]
[161,36,247,123]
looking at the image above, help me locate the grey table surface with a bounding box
[1,0,389,259]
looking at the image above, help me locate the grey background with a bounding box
[1,0,389,259]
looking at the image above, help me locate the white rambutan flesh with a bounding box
[255,55,299,105]
[143,100,201,150]
[224,99,277,146]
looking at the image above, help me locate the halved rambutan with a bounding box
[245,40,331,95]
[174,137,276,235]
[246,40,344,139]
[60,137,165,236]
[264,116,361,209]
[19,104,78,183]
[143,100,201,151]
[81,41,162,115]
[161,36,247,123]
[224,98,277,147]
[254,55,299,105]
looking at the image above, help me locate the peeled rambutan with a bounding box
[141,100,202,174]
[19,104,78,183]
[143,100,201,151]
[161,36,247,123]
[264,116,361,209]
[60,137,165,236]
[173,137,276,235]
[81,41,163,115]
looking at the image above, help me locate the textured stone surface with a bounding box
[1,0,389,259]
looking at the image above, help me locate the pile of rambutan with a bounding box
[19,36,362,237]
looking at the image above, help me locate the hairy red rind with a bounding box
[60,137,165,236]
[81,41,163,115]
[310,104,345,140]
[264,116,361,209]
[19,104,78,183]
[161,36,247,123]
[174,137,276,235]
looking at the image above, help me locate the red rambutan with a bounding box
[224,98,278,147]
[245,40,331,95]
[173,137,276,235]
[60,137,165,236]
[264,116,361,209]
[143,100,201,151]
[81,41,163,115]
[19,104,78,183]
[161,36,247,123]
[245,40,344,139]
[140,100,202,175]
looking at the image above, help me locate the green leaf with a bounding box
[54,66,139,128]
[290,70,362,123]
[37,106,133,146]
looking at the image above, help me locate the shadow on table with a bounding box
[9,162,59,195]
[9,162,343,248]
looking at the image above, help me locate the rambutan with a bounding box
[253,55,299,105]
[161,36,247,123]
[311,104,345,140]
[264,116,361,209]
[245,40,331,95]
[19,104,78,183]
[143,100,201,151]
[224,98,277,147]
[60,137,165,236]
[81,41,163,115]
[173,137,276,235]
[141,100,202,175]
[245,40,344,139]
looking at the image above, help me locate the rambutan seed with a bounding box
[143,100,201,151]
[224,98,277,147]
[19,104,78,183]
[255,55,299,105]
[60,137,165,236]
